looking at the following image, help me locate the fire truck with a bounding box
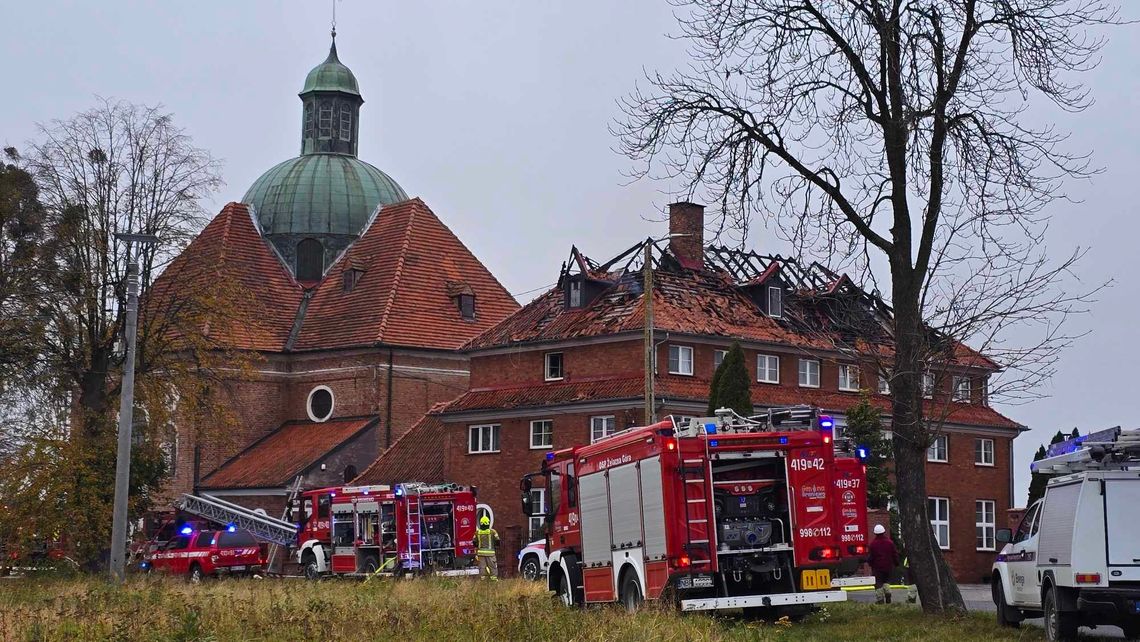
[295,482,487,578]
[521,406,870,615]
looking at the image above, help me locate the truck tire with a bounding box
[620,571,643,613]
[993,579,1020,628]
[188,563,204,584]
[362,556,379,575]
[1043,586,1078,641]
[556,572,576,607]
[302,551,320,581]
[520,555,541,581]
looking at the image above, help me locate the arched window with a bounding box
[296,238,324,281]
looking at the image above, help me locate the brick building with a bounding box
[150,36,518,511]
[358,202,1024,582]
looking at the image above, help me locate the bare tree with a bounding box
[618,0,1117,612]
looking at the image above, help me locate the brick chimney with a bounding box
[668,202,705,270]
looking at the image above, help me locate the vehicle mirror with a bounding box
[521,492,534,517]
[996,528,1012,544]
[520,477,532,492]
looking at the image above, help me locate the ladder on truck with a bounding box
[402,490,423,571]
[177,493,298,547]
[264,476,304,574]
[1032,426,1140,474]
[679,449,714,571]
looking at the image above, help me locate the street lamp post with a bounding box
[109,232,159,583]
[642,232,690,425]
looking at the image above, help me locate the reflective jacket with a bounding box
[475,527,499,556]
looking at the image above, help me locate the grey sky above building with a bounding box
[3,1,1136,504]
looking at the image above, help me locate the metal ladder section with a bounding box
[402,491,423,570]
[177,493,298,547]
[679,437,714,570]
[1033,427,1140,474]
[265,476,304,573]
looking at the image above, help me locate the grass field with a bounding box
[0,576,1046,641]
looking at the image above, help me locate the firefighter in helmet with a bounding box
[475,514,499,580]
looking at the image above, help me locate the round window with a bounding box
[307,386,335,423]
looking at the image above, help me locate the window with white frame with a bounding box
[468,424,500,454]
[568,279,582,307]
[668,345,694,375]
[953,376,972,403]
[923,371,935,399]
[528,488,546,540]
[974,438,994,466]
[798,359,820,388]
[927,434,948,462]
[530,420,553,449]
[713,349,727,372]
[877,374,891,394]
[318,105,333,138]
[838,364,860,391]
[757,354,779,384]
[768,286,783,318]
[544,352,564,381]
[981,377,990,406]
[929,497,950,549]
[590,416,616,443]
[338,107,352,141]
[976,499,996,551]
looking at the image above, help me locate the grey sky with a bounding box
[3,1,1136,504]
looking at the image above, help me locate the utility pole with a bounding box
[109,232,159,583]
[643,239,654,424]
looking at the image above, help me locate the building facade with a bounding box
[358,202,1023,582]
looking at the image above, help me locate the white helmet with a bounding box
[873,524,887,535]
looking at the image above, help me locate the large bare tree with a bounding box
[618,0,1117,611]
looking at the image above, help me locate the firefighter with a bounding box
[475,514,499,580]
[868,524,899,604]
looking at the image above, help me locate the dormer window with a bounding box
[343,268,363,292]
[568,279,583,308]
[459,293,476,320]
[768,286,783,318]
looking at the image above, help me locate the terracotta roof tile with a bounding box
[201,416,378,489]
[293,198,519,351]
[353,407,449,484]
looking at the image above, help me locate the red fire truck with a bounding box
[521,406,870,615]
[295,482,486,579]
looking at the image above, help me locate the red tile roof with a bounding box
[353,407,449,484]
[201,416,378,489]
[147,203,304,352]
[292,198,520,351]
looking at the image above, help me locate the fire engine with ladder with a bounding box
[522,405,871,615]
[295,482,489,579]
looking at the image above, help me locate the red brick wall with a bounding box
[470,341,642,388]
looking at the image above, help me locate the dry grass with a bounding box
[0,576,1045,641]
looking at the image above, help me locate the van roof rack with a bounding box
[1031,426,1140,474]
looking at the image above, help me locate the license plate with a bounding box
[692,574,713,588]
[231,565,246,571]
[801,569,831,591]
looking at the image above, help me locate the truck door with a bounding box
[1104,478,1140,581]
[1006,501,1042,606]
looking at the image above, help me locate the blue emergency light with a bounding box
[819,417,834,429]
[709,440,719,447]
[180,526,193,536]
[857,446,869,460]
[226,523,237,533]
[704,423,717,435]
[779,436,788,445]
[395,485,405,497]
[546,452,555,461]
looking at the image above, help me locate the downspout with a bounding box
[386,346,394,448]
[192,445,201,495]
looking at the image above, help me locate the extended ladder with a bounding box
[265,476,304,573]
[402,492,423,571]
[176,493,298,547]
[1032,426,1140,474]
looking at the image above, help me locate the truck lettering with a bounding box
[790,457,825,471]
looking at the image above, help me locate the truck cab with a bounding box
[992,427,1140,641]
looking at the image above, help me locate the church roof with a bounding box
[293,198,520,351]
[300,40,360,97]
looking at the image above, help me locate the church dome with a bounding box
[243,153,407,238]
[300,41,361,96]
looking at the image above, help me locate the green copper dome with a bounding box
[243,154,407,237]
[300,41,360,97]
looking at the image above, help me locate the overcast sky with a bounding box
[3,1,1136,504]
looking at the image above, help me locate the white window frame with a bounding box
[768,286,783,318]
[668,345,694,376]
[468,424,500,454]
[927,434,948,463]
[798,359,820,388]
[544,352,564,382]
[318,105,333,138]
[528,488,546,541]
[338,106,352,141]
[976,499,996,551]
[975,438,994,467]
[877,374,890,394]
[529,419,553,450]
[568,279,582,307]
[953,376,972,403]
[713,349,727,372]
[590,415,616,444]
[757,354,780,384]
[981,377,990,406]
[923,371,935,399]
[838,364,860,391]
[929,497,950,550]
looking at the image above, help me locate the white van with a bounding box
[992,429,1140,641]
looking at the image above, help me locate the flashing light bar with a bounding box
[1045,426,1120,458]
[226,523,237,533]
[819,416,834,429]
[180,526,193,536]
[545,452,555,461]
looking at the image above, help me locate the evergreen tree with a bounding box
[844,394,892,508]
[708,342,752,416]
[1070,427,1080,439]
[1026,445,1049,506]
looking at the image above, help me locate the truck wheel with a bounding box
[556,572,575,607]
[993,580,1020,628]
[1043,586,1078,641]
[620,571,643,613]
[188,563,204,584]
[302,552,320,581]
[362,556,379,575]
[520,555,541,581]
